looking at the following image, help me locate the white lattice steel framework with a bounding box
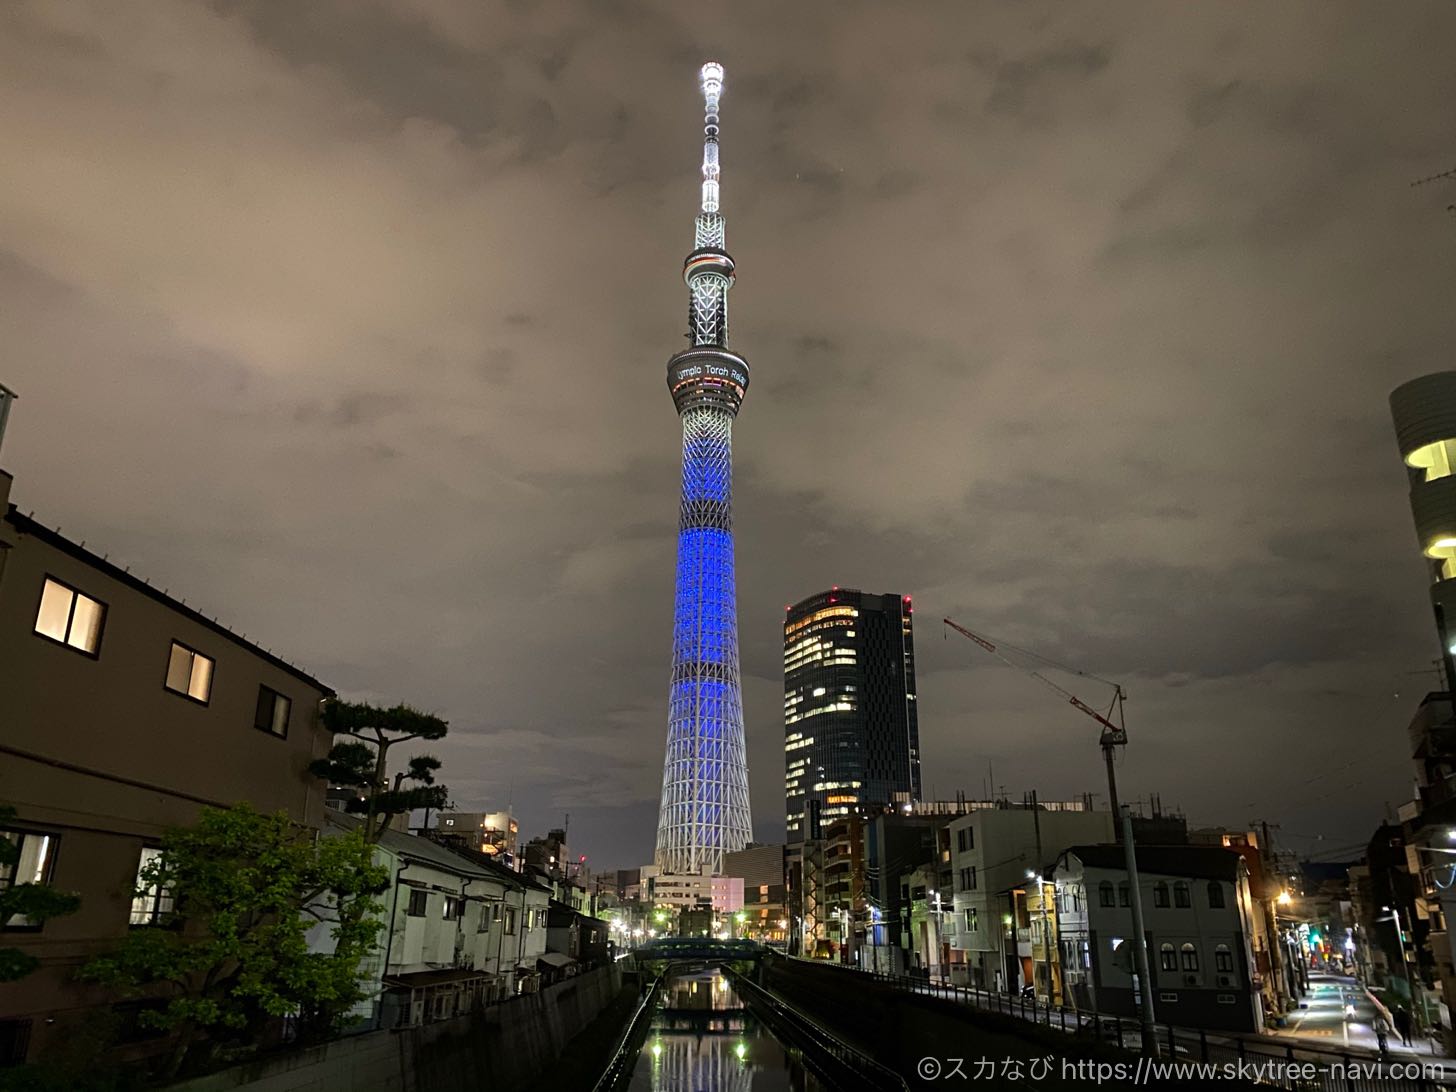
[655,62,753,875]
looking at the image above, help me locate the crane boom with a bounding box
[942,618,1127,744]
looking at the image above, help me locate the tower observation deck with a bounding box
[654,62,753,875]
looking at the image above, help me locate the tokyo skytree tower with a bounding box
[654,62,753,875]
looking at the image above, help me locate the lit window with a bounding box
[165,642,214,704]
[130,848,174,926]
[253,686,291,738]
[1214,943,1234,973]
[34,577,106,655]
[1,830,58,929]
[1180,942,1198,971]
[1159,942,1177,972]
[442,896,462,920]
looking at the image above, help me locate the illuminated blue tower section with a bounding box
[655,62,753,875]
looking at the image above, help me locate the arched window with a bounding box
[1099,881,1115,908]
[1215,944,1235,973]
[1173,882,1191,908]
[1181,942,1198,971]
[1159,942,1177,971]
[1118,882,1130,907]
[1207,881,1225,909]
[1153,882,1170,908]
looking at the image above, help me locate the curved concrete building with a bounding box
[1390,371,1456,685]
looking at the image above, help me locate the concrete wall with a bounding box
[167,963,623,1092]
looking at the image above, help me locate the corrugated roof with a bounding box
[325,811,513,885]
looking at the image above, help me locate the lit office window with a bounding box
[34,577,106,655]
[165,642,214,704]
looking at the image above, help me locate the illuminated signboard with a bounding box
[669,359,748,388]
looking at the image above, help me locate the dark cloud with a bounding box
[2,0,1454,869]
[984,43,1112,119]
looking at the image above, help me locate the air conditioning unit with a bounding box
[1183,975,1198,986]
[1216,975,1233,987]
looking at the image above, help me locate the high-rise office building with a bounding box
[653,63,753,876]
[783,588,921,841]
[1391,372,1456,687]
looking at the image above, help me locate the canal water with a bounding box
[627,969,827,1091]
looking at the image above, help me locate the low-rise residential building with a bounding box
[353,821,513,1027]
[432,809,519,866]
[543,901,611,982]
[1055,844,1262,1032]
[901,860,950,977]
[865,812,951,975]
[311,817,554,1028]
[945,803,1113,991]
[0,467,333,1067]
[1190,826,1292,1020]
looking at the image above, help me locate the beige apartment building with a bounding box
[0,465,333,1066]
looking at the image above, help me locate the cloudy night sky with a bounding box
[3,1,1455,870]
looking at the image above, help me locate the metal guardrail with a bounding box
[728,968,909,1092]
[590,969,666,1092]
[788,957,1448,1092]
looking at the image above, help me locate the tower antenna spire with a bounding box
[699,61,723,214]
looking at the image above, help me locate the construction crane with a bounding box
[943,617,1128,829]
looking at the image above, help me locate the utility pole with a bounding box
[1122,806,1159,1057]
[1385,904,1424,1036]
[1030,790,1054,1003]
[1259,820,1291,1016]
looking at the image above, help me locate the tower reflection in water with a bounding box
[628,970,824,1091]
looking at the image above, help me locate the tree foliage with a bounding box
[78,804,388,1078]
[309,699,450,842]
[0,806,80,983]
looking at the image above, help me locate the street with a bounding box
[1274,973,1448,1062]
[901,966,1456,1075]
